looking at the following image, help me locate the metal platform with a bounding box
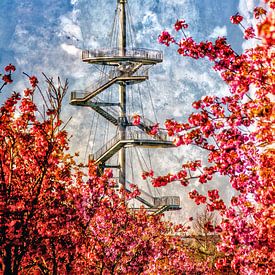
[134,196,180,215]
[82,48,163,65]
[122,181,181,214]
[154,196,181,210]
[89,131,175,165]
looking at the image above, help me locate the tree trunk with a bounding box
[3,246,13,275]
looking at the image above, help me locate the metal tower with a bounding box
[70,0,180,214]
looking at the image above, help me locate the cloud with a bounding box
[59,14,83,42]
[209,26,227,38]
[61,43,81,56]
[71,0,79,4]
[238,0,257,20]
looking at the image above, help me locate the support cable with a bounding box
[129,85,134,116]
[113,3,119,48]
[115,125,120,172]
[146,80,159,123]
[135,147,156,198]
[126,1,137,48]
[84,110,96,163]
[99,117,107,150]
[136,84,160,196]
[139,82,161,197]
[130,149,135,183]
[137,85,145,119]
[92,112,100,151]
[126,3,134,49]
[104,88,112,144]
[93,65,110,77]
[144,80,160,196]
[102,116,108,145]
[110,6,118,48]
[134,148,148,173]
[101,82,111,145]
[102,91,109,144]
[125,148,136,209]
[100,65,107,82]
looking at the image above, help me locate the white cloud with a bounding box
[238,0,257,20]
[61,43,81,56]
[209,25,227,38]
[59,15,83,41]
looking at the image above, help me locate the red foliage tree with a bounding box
[0,68,213,274]
[147,1,274,273]
[0,70,81,273]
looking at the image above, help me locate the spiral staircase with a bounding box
[70,0,180,214]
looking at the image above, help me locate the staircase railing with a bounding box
[82,48,163,61]
[154,196,180,207]
[71,66,149,102]
[127,130,170,142]
[112,179,180,210]
[90,97,118,118]
[71,73,119,101]
[90,132,121,161]
[90,130,173,162]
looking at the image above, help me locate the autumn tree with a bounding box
[0,67,83,274]
[0,67,216,274]
[142,0,274,273]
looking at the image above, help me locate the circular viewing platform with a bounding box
[82,48,163,65]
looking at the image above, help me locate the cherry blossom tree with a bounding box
[0,67,83,274]
[1,1,273,273]
[142,1,274,273]
[0,67,214,274]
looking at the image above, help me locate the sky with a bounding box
[0,0,260,221]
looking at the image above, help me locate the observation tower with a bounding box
[70,0,180,214]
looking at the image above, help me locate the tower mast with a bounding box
[118,0,127,188]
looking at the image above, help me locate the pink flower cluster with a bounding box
[158,31,175,46]
[230,13,244,24]
[174,19,188,31]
